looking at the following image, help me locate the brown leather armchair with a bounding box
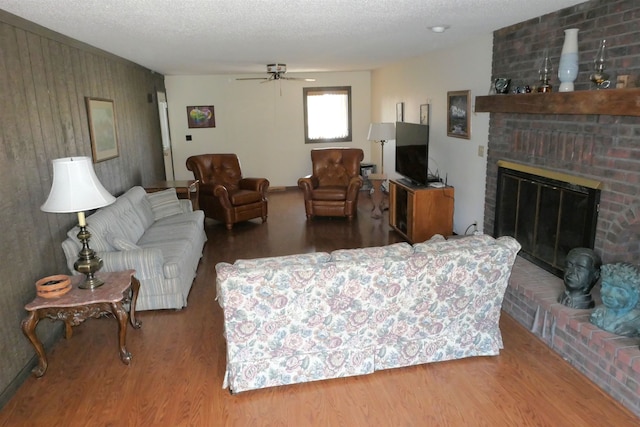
[297,148,364,220]
[186,154,269,230]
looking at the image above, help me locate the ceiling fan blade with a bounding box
[281,77,316,82]
[236,77,269,81]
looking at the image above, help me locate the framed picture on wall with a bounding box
[396,102,404,122]
[187,105,216,128]
[419,104,430,125]
[85,97,119,163]
[447,90,471,139]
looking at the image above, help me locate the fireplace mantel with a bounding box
[475,88,640,116]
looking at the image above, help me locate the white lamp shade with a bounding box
[41,157,116,213]
[367,122,396,141]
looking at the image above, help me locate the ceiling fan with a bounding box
[236,64,316,82]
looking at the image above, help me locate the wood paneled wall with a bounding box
[0,10,165,406]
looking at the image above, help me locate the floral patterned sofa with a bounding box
[215,234,521,393]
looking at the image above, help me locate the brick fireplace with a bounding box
[483,0,640,418]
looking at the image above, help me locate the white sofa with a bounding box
[62,186,207,311]
[215,234,521,393]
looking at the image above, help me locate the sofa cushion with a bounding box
[233,252,331,269]
[66,206,118,252]
[413,233,495,254]
[108,235,141,251]
[121,186,155,229]
[147,188,184,220]
[138,239,192,279]
[330,242,413,261]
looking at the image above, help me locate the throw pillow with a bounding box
[146,188,183,220]
[111,236,141,251]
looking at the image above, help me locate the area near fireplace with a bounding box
[480,0,640,418]
[495,161,601,277]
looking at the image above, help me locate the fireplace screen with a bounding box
[495,162,600,277]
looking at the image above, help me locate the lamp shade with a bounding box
[41,157,116,213]
[367,122,396,142]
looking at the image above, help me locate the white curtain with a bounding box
[307,91,349,140]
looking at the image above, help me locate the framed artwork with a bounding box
[187,105,215,128]
[447,90,471,139]
[85,97,119,163]
[396,102,404,122]
[419,104,430,125]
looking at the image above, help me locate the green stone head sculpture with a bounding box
[589,262,640,337]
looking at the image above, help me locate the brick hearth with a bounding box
[486,2,640,416]
[504,256,640,417]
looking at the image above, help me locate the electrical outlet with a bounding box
[477,146,485,157]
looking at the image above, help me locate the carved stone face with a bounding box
[601,281,638,311]
[564,253,598,292]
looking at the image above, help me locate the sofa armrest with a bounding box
[239,177,270,197]
[346,175,364,200]
[297,176,318,199]
[179,199,193,213]
[99,248,165,280]
[199,183,224,197]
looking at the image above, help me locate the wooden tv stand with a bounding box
[388,179,454,243]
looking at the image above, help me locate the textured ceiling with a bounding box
[1,0,585,76]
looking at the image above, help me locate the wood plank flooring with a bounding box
[1,189,638,426]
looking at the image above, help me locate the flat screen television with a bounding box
[395,121,430,186]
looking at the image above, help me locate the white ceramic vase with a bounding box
[558,28,580,92]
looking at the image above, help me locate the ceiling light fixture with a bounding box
[429,25,450,33]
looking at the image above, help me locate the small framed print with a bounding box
[85,97,119,163]
[419,104,430,125]
[396,102,404,122]
[447,90,471,139]
[187,105,216,128]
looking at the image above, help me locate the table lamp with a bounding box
[41,157,116,289]
[367,122,395,174]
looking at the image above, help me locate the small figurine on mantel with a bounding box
[590,263,640,338]
[558,248,601,309]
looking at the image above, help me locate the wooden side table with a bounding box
[145,180,200,210]
[368,173,387,219]
[21,270,141,378]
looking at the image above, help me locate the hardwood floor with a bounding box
[2,189,638,426]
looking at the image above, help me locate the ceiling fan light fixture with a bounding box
[236,63,316,83]
[429,25,450,33]
[266,63,287,73]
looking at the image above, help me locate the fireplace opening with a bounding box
[494,161,601,278]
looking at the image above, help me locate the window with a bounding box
[303,86,352,143]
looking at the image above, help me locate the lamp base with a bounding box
[78,275,105,290]
[74,225,105,290]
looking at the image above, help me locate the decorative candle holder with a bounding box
[590,39,611,89]
[538,48,553,93]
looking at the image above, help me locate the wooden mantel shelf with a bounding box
[475,88,640,116]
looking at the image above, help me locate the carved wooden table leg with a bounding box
[22,270,138,377]
[111,301,132,364]
[369,174,387,219]
[129,276,142,329]
[21,311,48,377]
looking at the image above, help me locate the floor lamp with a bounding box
[367,122,395,174]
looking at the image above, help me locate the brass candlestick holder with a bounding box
[538,48,553,93]
[590,39,611,89]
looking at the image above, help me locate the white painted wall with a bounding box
[165,37,491,235]
[165,72,371,187]
[370,34,493,235]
